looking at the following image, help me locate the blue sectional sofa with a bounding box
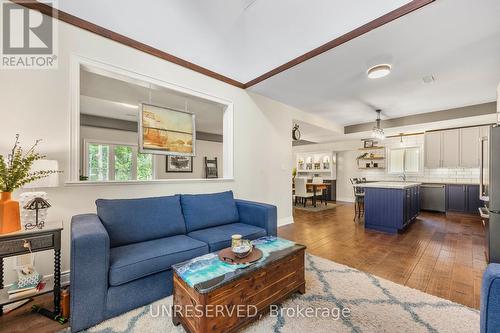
[481,263,500,333]
[70,191,277,332]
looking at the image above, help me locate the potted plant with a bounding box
[0,135,59,234]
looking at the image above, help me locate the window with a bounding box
[388,147,421,174]
[85,141,153,181]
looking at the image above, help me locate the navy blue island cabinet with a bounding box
[362,183,421,234]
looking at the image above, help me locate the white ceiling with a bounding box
[250,0,500,125]
[55,0,411,83]
[80,70,225,134]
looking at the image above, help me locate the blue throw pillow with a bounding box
[96,195,186,247]
[180,191,239,232]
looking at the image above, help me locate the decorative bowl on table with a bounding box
[231,239,253,258]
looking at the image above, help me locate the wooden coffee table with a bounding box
[172,237,306,333]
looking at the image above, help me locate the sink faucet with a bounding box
[400,174,407,182]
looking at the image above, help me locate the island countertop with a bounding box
[358,181,422,189]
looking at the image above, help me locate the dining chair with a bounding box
[350,178,365,221]
[312,176,326,205]
[294,177,314,207]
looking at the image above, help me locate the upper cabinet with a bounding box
[425,126,483,168]
[425,131,442,168]
[459,127,480,168]
[442,129,460,168]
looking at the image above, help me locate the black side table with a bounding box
[0,223,62,317]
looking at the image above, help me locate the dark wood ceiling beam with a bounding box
[244,0,435,88]
[10,0,246,89]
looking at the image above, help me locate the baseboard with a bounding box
[278,216,294,227]
[336,197,355,203]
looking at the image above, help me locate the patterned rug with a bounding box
[76,254,478,333]
[293,202,340,212]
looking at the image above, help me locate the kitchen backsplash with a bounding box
[359,167,480,184]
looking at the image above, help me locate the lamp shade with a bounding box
[24,160,60,188]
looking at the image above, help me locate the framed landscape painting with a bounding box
[166,156,193,173]
[139,103,196,156]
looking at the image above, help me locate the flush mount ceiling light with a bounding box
[367,64,392,79]
[371,109,385,140]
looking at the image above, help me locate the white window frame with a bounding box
[69,55,234,184]
[387,145,423,175]
[83,139,155,181]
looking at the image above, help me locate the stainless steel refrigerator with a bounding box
[481,124,500,263]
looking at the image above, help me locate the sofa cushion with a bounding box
[187,222,267,252]
[96,195,186,247]
[108,235,208,286]
[180,191,239,233]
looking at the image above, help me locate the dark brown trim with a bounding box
[10,0,246,89]
[11,0,434,90]
[244,0,435,88]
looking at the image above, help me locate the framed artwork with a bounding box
[204,157,218,178]
[363,140,374,148]
[139,103,196,156]
[166,156,193,173]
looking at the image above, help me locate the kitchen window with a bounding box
[84,141,154,181]
[388,147,421,174]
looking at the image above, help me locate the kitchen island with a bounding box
[358,182,421,233]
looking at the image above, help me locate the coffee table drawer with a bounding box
[0,234,54,256]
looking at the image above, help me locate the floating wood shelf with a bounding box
[358,157,385,160]
[358,146,385,151]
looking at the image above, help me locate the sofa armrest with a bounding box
[235,199,277,236]
[481,263,500,333]
[70,214,110,332]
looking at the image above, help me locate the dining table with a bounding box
[306,183,329,207]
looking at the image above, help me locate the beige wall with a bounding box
[0,18,329,284]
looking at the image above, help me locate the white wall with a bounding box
[0,19,320,284]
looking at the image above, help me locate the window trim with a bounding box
[387,145,423,175]
[83,139,155,181]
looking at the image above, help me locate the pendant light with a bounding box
[371,109,385,140]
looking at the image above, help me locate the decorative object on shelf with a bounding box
[371,109,385,140]
[363,140,374,148]
[357,153,368,160]
[292,167,297,178]
[21,159,59,230]
[139,102,195,156]
[166,155,193,173]
[23,197,51,230]
[204,157,218,178]
[0,135,60,235]
[292,124,301,141]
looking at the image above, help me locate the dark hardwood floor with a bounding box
[0,202,486,333]
[279,202,486,309]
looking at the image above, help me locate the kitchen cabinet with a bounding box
[467,184,482,214]
[425,132,442,168]
[446,184,467,212]
[442,129,460,168]
[460,127,480,167]
[364,184,420,234]
[425,126,484,168]
[445,184,481,214]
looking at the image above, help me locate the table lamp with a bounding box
[20,160,59,230]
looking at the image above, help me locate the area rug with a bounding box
[76,254,478,333]
[294,202,340,212]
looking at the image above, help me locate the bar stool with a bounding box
[350,178,365,221]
